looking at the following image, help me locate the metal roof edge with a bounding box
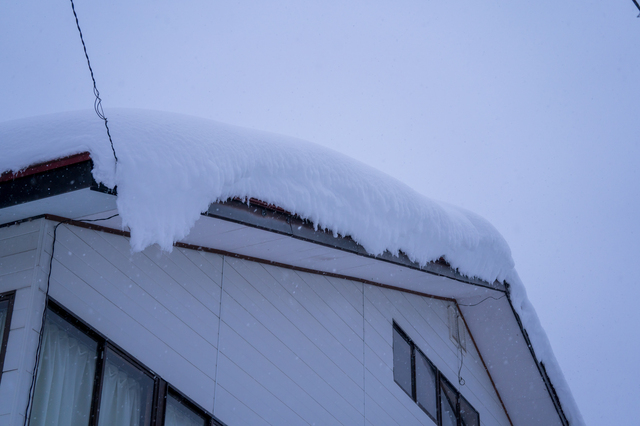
[504,282,570,426]
[206,199,506,292]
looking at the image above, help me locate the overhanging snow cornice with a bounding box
[0,152,504,292]
[0,152,570,426]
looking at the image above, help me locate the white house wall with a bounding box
[0,219,511,426]
[45,222,223,413]
[0,220,49,426]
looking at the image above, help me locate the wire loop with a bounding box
[70,0,118,164]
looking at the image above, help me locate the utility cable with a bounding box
[69,0,118,164]
[455,311,465,387]
[457,294,506,307]
[23,214,119,426]
[457,344,465,387]
[633,0,640,17]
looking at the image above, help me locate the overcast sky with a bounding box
[2,1,639,424]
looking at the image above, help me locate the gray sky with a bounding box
[2,1,639,423]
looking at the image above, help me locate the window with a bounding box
[393,325,413,398]
[165,391,209,426]
[393,322,479,426]
[29,300,224,426]
[0,291,15,384]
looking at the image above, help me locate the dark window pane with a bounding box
[415,350,437,421]
[0,299,8,355]
[460,394,480,426]
[393,327,412,397]
[98,349,154,426]
[164,393,207,426]
[440,378,459,426]
[30,310,99,426]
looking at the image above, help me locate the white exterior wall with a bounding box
[0,220,50,426]
[0,219,510,426]
[364,285,511,426]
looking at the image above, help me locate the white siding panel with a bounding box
[220,294,363,423]
[0,270,33,294]
[218,324,348,425]
[216,352,309,426]
[219,259,365,424]
[0,221,40,240]
[178,248,224,298]
[325,275,364,314]
[0,251,37,277]
[91,230,221,336]
[213,386,270,426]
[292,272,364,339]
[259,263,364,359]
[0,232,39,259]
[226,260,364,376]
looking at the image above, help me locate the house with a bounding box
[0,109,581,426]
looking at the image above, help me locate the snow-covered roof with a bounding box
[1,108,515,284]
[0,109,583,425]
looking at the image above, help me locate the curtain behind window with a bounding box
[29,311,98,426]
[440,378,459,426]
[0,301,6,348]
[97,350,153,426]
[164,394,207,426]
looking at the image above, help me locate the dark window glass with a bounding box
[30,310,99,426]
[165,393,208,426]
[0,299,8,352]
[440,377,459,426]
[97,349,155,426]
[393,322,480,426]
[393,327,412,398]
[415,349,437,421]
[0,293,14,383]
[460,394,480,426]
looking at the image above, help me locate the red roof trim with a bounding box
[231,197,291,215]
[0,152,91,183]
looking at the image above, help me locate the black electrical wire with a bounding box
[457,344,466,387]
[23,214,119,426]
[457,294,506,307]
[69,0,118,164]
[633,0,640,16]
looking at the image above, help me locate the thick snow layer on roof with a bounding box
[0,109,583,425]
[1,109,515,283]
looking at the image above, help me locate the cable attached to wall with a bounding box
[457,343,466,387]
[455,310,466,387]
[457,294,506,307]
[69,0,118,164]
[453,295,506,387]
[23,214,119,426]
[632,0,640,17]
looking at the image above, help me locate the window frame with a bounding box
[392,321,479,426]
[0,290,16,385]
[31,298,225,426]
[165,387,211,426]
